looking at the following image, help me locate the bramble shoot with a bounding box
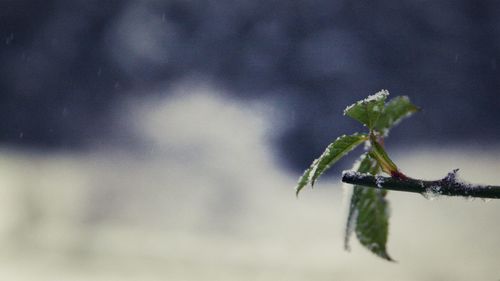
[296,90,500,261]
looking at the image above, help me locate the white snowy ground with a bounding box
[0,84,499,281]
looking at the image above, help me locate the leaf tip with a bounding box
[382,252,396,262]
[295,182,306,197]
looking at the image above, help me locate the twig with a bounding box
[342,170,500,199]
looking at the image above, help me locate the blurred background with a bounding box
[0,0,499,280]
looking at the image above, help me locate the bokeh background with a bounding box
[0,0,499,280]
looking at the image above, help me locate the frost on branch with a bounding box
[342,170,500,200]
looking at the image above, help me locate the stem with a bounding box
[368,134,401,176]
[342,171,500,199]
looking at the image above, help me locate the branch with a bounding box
[342,170,500,199]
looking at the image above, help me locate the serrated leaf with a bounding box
[295,159,318,196]
[310,134,368,186]
[344,154,393,261]
[344,90,389,129]
[374,96,420,135]
[295,133,367,196]
[344,153,377,250]
[355,185,392,261]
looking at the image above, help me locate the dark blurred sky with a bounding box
[1,0,499,170]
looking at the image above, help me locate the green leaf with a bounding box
[344,90,389,129]
[374,96,420,135]
[295,133,367,196]
[344,154,394,261]
[295,159,318,196]
[355,185,392,261]
[310,134,368,186]
[344,153,377,250]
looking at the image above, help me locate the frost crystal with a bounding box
[422,185,444,200]
[363,140,372,151]
[375,176,385,188]
[307,159,320,183]
[342,170,358,178]
[444,168,460,183]
[343,90,389,115]
[364,90,389,102]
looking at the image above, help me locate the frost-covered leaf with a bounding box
[344,90,389,129]
[344,153,377,250]
[355,184,392,261]
[295,133,367,196]
[295,159,318,196]
[374,96,420,135]
[309,134,368,186]
[344,154,393,261]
